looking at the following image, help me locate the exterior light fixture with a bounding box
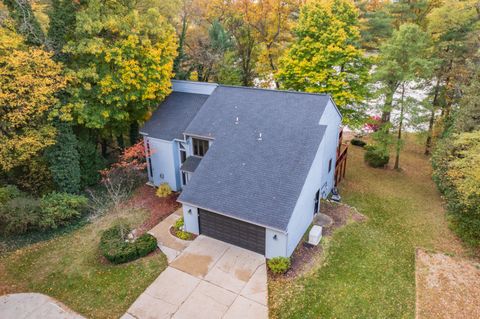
[273,234,277,240]
[188,209,192,214]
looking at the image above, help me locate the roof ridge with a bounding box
[218,84,330,97]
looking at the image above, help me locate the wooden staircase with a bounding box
[335,128,348,186]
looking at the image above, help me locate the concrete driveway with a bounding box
[123,235,268,319]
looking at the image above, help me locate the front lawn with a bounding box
[269,135,465,318]
[0,191,169,319]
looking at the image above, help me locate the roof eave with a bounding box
[176,199,288,234]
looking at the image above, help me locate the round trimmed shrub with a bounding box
[267,256,291,274]
[135,234,158,257]
[364,146,389,168]
[100,224,158,264]
[156,183,172,198]
[350,138,367,147]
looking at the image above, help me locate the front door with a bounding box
[314,190,320,214]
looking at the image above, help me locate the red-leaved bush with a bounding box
[364,115,381,132]
[99,142,148,207]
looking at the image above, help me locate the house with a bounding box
[140,80,343,258]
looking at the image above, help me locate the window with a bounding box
[182,172,187,185]
[180,150,187,163]
[328,158,332,173]
[179,142,187,164]
[192,138,209,157]
[146,140,153,178]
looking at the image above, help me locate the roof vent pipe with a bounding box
[235,117,239,125]
[257,132,262,141]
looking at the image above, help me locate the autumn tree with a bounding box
[432,64,480,246]
[276,0,371,125]
[423,0,479,154]
[243,0,300,88]
[63,0,177,146]
[0,22,66,172]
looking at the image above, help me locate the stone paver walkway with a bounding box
[0,293,84,319]
[123,235,268,319]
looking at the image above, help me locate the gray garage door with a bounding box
[198,209,265,255]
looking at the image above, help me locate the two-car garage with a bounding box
[198,209,266,255]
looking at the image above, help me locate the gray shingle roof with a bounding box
[140,92,209,140]
[178,86,330,231]
[180,156,202,173]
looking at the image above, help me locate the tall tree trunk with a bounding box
[394,83,405,170]
[129,121,139,145]
[381,89,395,124]
[117,134,125,150]
[174,9,188,79]
[266,45,279,89]
[101,139,108,158]
[425,78,441,155]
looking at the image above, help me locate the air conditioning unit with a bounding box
[308,225,322,246]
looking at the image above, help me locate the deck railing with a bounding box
[335,143,348,186]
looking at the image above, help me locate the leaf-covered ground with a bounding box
[269,135,465,318]
[0,198,168,319]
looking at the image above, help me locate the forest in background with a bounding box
[0,0,479,248]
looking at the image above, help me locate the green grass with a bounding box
[0,207,167,319]
[269,135,464,318]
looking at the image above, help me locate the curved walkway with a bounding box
[0,293,84,319]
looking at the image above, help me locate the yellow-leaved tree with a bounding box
[0,22,67,172]
[63,0,178,144]
[276,0,371,126]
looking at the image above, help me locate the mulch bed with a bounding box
[124,185,181,234]
[271,201,366,279]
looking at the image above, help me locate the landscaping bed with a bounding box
[168,216,197,241]
[169,225,197,241]
[124,185,181,233]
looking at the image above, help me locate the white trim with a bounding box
[328,96,343,120]
[172,80,218,95]
[185,133,215,140]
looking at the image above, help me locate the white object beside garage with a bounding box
[308,225,323,246]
